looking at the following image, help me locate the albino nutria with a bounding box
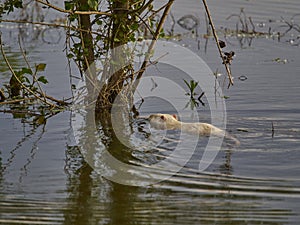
[148,113,240,145]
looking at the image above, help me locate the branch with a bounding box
[0,97,35,105]
[0,89,6,102]
[133,0,154,14]
[35,0,111,16]
[36,91,71,106]
[201,0,234,87]
[0,19,101,35]
[0,35,68,108]
[132,0,175,91]
[18,36,47,103]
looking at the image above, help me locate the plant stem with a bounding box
[132,0,175,92]
[201,0,234,87]
[0,35,68,108]
[35,0,111,16]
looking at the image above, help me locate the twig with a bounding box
[0,108,40,116]
[35,0,111,16]
[18,35,47,103]
[0,89,5,102]
[0,35,59,108]
[0,97,35,105]
[248,17,256,33]
[132,0,154,15]
[132,0,175,91]
[36,91,71,106]
[136,14,156,38]
[65,24,75,101]
[0,19,101,35]
[201,0,234,87]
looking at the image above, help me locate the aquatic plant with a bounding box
[183,79,205,110]
[183,79,199,97]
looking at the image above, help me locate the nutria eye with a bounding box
[160,115,164,120]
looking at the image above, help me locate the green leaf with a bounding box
[36,63,47,72]
[37,76,48,84]
[34,115,46,125]
[67,53,74,58]
[69,14,77,22]
[190,80,198,90]
[183,79,191,89]
[131,22,139,31]
[15,70,23,77]
[113,37,120,42]
[14,0,23,9]
[64,1,73,10]
[21,67,33,75]
[87,0,98,10]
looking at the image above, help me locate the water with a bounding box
[1,0,300,224]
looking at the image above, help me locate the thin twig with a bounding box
[35,0,111,16]
[132,0,154,15]
[36,91,71,106]
[0,35,63,108]
[132,0,175,92]
[65,23,75,101]
[201,0,234,87]
[136,14,156,37]
[0,89,6,102]
[0,19,101,35]
[0,97,36,105]
[0,108,40,116]
[18,35,47,103]
[0,36,54,107]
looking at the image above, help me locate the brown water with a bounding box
[1,0,300,224]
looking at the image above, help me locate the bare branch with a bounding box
[132,0,175,91]
[0,19,101,35]
[201,0,234,87]
[0,97,35,105]
[35,0,111,16]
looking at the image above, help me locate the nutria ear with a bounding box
[172,114,178,120]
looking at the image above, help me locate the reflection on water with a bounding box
[1,0,300,224]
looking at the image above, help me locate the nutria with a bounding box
[148,113,240,145]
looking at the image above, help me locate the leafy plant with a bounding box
[0,0,23,17]
[183,79,199,96]
[183,79,205,110]
[5,63,48,98]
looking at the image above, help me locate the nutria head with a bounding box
[148,113,179,130]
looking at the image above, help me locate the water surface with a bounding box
[0,0,300,224]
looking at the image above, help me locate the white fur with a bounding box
[148,113,240,145]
